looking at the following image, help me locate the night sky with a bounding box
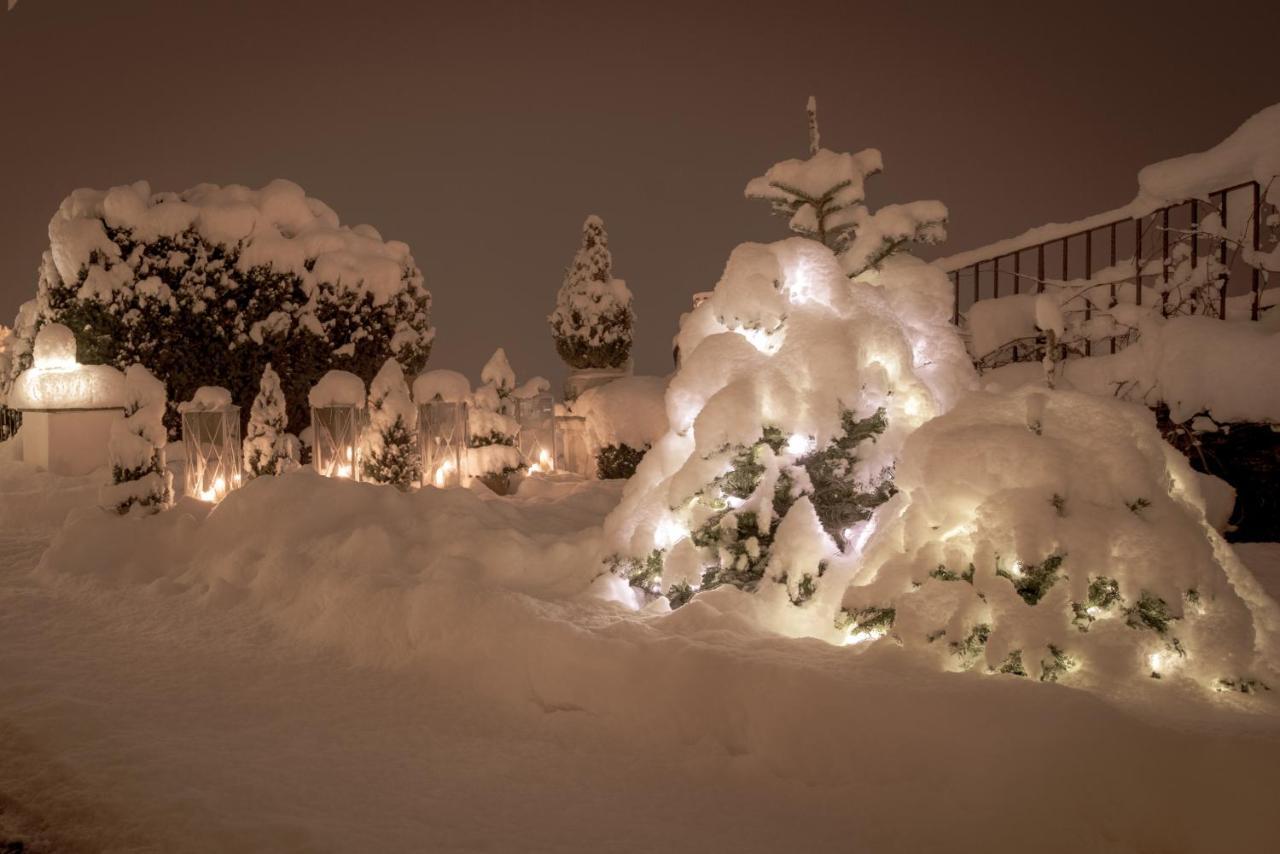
[2,0,1276,385]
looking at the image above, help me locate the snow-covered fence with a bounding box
[942,179,1271,369]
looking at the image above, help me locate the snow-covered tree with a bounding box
[604,237,973,614]
[549,216,635,370]
[362,357,421,489]
[13,180,434,435]
[242,363,297,478]
[468,348,521,492]
[101,364,171,514]
[839,386,1278,691]
[745,97,947,277]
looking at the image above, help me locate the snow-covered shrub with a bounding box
[548,216,634,370]
[12,180,434,436]
[840,386,1278,690]
[468,349,521,492]
[745,99,946,277]
[101,364,171,514]
[362,358,420,490]
[570,375,668,479]
[604,237,974,611]
[242,363,297,478]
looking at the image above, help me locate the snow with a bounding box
[745,147,883,208]
[412,369,470,404]
[1,460,1279,851]
[177,385,233,413]
[307,369,366,409]
[7,364,125,411]
[479,347,515,392]
[47,179,425,308]
[31,323,76,370]
[570,374,668,450]
[981,315,1280,423]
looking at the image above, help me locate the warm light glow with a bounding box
[196,476,230,503]
[526,447,555,475]
[433,458,455,488]
[654,517,688,550]
[786,433,814,455]
[336,463,353,478]
[844,627,887,646]
[1009,559,1023,577]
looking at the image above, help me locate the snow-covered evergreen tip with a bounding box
[549,216,634,370]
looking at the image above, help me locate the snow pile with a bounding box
[605,237,974,622]
[177,386,233,413]
[841,386,1279,690]
[983,315,1280,424]
[100,365,170,514]
[7,322,126,411]
[548,216,634,370]
[411,369,470,404]
[571,375,668,452]
[1138,103,1280,204]
[308,370,366,409]
[31,322,77,369]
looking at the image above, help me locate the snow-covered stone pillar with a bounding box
[7,324,126,476]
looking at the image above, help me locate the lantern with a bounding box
[553,413,592,478]
[418,400,468,487]
[179,386,242,503]
[515,390,556,474]
[311,404,364,479]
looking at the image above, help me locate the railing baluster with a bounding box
[1109,222,1118,354]
[1161,208,1170,316]
[952,271,959,325]
[1219,191,1229,319]
[1252,181,1262,321]
[1135,217,1143,307]
[1084,231,1092,356]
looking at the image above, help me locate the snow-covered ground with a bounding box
[1,451,1279,853]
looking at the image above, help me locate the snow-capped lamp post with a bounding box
[412,369,471,488]
[179,386,242,503]
[549,215,635,402]
[7,323,126,476]
[512,377,555,474]
[308,370,367,480]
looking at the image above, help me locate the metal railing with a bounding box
[0,405,20,442]
[943,180,1269,360]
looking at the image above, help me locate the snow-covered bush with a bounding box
[548,216,634,370]
[468,349,521,492]
[604,237,974,610]
[362,358,420,490]
[101,364,171,514]
[11,179,434,435]
[242,363,297,478]
[745,98,946,277]
[570,375,668,479]
[839,386,1277,691]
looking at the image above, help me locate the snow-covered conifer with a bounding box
[101,364,171,514]
[243,363,297,477]
[604,237,973,615]
[468,348,521,492]
[362,358,421,489]
[549,216,635,370]
[745,97,947,277]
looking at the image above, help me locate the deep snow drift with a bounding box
[1,448,1279,852]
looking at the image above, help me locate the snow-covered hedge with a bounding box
[840,386,1278,691]
[100,364,171,514]
[10,179,434,435]
[570,375,668,479]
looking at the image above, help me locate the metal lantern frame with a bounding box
[515,391,556,473]
[182,405,243,502]
[553,413,592,478]
[418,399,469,488]
[311,404,365,480]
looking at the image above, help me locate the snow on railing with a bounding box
[940,180,1273,369]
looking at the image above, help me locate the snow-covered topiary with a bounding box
[838,386,1279,691]
[242,363,297,478]
[14,179,434,436]
[604,237,974,614]
[570,375,668,479]
[101,364,171,514]
[362,358,421,490]
[468,348,521,492]
[745,98,947,277]
[548,216,634,369]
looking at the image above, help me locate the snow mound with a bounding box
[412,369,470,404]
[177,386,233,413]
[308,370,366,409]
[841,386,1280,690]
[1139,103,1280,204]
[571,375,668,451]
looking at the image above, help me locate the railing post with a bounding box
[1134,217,1143,307]
[1084,231,1093,356]
[1013,252,1021,295]
[1219,191,1229,319]
[993,256,1000,299]
[952,271,960,325]
[1109,222,1118,354]
[971,262,980,308]
[1037,245,1045,294]
[1190,198,1199,270]
[1252,181,1262,321]
[1161,208,1170,316]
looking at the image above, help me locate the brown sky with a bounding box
[1,0,1276,384]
